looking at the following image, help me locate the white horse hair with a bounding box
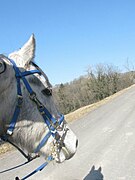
[0,35,78,163]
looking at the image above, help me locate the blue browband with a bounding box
[2,59,65,180]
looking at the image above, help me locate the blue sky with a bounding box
[0,0,135,85]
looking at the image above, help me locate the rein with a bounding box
[1,59,65,180]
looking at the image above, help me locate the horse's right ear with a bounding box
[9,34,36,67]
[98,167,102,172]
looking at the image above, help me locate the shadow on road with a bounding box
[83,165,104,180]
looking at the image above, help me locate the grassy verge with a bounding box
[65,84,135,122]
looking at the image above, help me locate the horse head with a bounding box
[0,35,78,163]
[84,166,104,180]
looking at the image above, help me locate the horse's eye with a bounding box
[42,88,52,96]
[0,61,6,74]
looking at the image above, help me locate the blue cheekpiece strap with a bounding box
[7,59,42,135]
[7,106,21,135]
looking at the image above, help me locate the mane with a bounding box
[0,54,7,59]
[27,62,52,89]
[28,75,42,87]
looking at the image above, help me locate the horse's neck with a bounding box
[0,81,17,133]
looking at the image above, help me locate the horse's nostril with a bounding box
[76,139,78,148]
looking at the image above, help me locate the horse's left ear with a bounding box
[9,34,35,67]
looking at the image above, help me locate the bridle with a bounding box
[0,58,67,180]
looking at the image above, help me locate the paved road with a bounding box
[1,85,135,180]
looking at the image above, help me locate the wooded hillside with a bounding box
[53,64,135,114]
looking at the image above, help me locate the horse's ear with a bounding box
[98,167,102,172]
[90,165,95,171]
[9,34,35,67]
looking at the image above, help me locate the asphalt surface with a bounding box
[0,85,135,180]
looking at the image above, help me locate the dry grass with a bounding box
[0,84,134,155]
[0,142,14,155]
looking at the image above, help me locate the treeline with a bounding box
[53,64,135,114]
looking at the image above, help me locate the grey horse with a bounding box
[0,35,78,163]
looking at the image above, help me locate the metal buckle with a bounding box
[7,129,13,135]
[17,95,23,107]
[29,92,37,101]
[30,92,44,109]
